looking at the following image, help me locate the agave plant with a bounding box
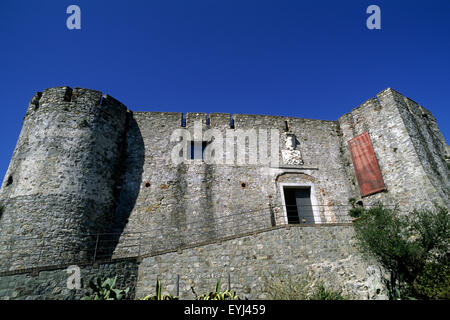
[140,279,179,300]
[81,276,130,300]
[195,280,239,300]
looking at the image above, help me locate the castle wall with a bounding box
[0,226,383,300]
[0,86,447,299]
[112,111,355,259]
[0,259,138,300]
[135,225,384,300]
[394,94,449,206]
[0,87,128,270]
[338,88,449,211]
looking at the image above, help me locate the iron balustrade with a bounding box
[0,204,399,272]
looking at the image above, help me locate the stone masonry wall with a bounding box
[0,259,138,300]
[395,94,449,206]
[0,87,129,271]
[338,88,449,211]
[111,111,356,259]
[136,224,384,300]
[0,86,447,299]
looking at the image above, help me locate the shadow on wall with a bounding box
[101,113,145,259]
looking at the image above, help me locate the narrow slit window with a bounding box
[189,141,207,160]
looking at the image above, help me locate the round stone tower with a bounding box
[0,87,128,271]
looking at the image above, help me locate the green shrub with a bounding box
[348,197,364,218]
[352,203,449,300]
[348,207,364,218]
[414,262,450,300]
[81,276,130,300]
[309,282,345,300]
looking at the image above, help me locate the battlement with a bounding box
[26,86,128,118]
[130,111,337,133]
[341,88,437,121]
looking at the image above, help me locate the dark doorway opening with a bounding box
[283,187,315,224]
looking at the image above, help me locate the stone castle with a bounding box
[0,86,448,299]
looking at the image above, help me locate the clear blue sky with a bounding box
[0,0,449,181]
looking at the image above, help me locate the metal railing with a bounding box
[0,204,374,272]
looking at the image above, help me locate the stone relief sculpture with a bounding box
[281,132,304,165]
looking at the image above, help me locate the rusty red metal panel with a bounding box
[348,132,386,197]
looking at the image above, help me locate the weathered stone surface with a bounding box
[0,260,138,300]
[0,86,447,299]
[0,87,128,269]
[136,225,384,300]
[338,88,449,210]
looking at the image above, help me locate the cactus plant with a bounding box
[140,279,179,300]
[81,276,130,300]
[195,280,240,300]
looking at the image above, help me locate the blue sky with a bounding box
[0,0,449,181]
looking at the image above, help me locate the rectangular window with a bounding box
[283,187,315,224]
[189,141,207,160]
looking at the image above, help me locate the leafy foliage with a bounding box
[414,263,450,299]
[140,279,179,300]
[81,276,130,300]
[349,207,365,219]
[194,280,240,300]
[352,203,449,299]
[348,197,364,218]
